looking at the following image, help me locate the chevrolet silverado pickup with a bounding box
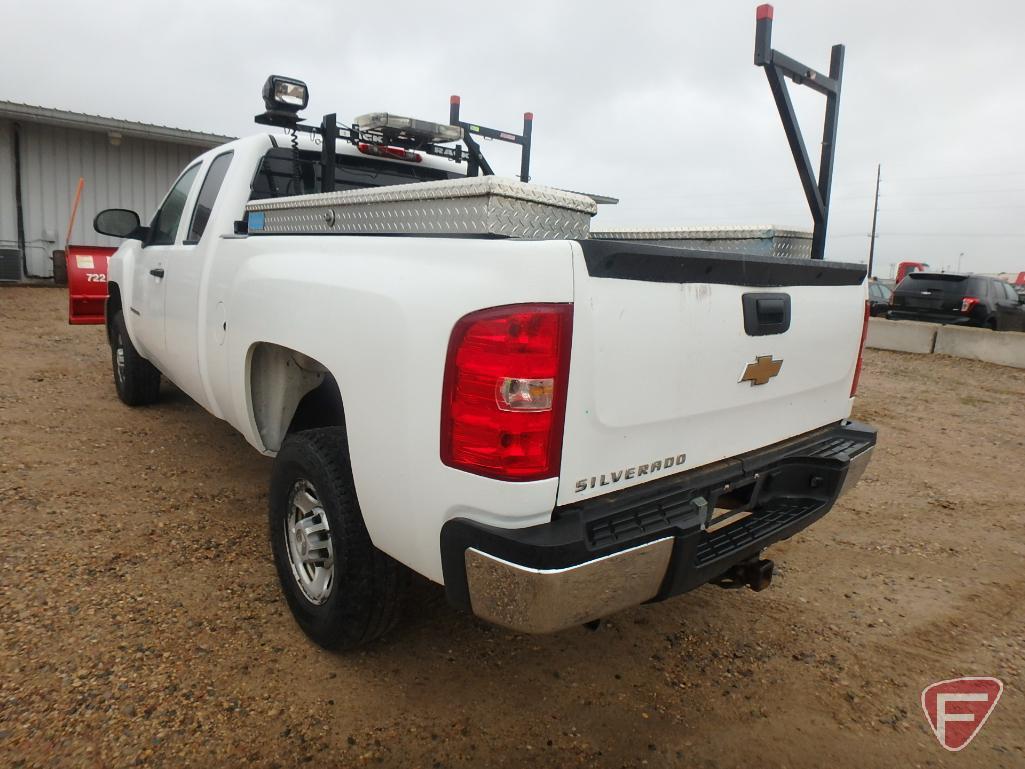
[91,6,875,648]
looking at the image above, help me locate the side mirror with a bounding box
[94,209,145,239]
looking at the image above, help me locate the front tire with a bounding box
[110,311,161,406]
[269,427,407,649]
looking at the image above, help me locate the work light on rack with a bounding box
[254,75,309,128]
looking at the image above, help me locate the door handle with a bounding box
[742,292,791,336]
[149,268,165,278]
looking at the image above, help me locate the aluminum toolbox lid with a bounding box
[588,225,814,258]
[588,225,812,240]
[245,176,598,240]
[246,175,598,215]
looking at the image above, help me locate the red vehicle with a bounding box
[896,261,928,284]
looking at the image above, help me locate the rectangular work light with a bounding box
[262,75,309,113]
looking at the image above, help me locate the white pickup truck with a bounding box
[93,8,875,649]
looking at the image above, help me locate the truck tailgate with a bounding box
[558,241,867,506]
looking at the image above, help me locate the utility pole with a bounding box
[867,163,881,278]
[958,252,964,272]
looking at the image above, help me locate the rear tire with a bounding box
[269,427,407,650]
[110,311,161,406]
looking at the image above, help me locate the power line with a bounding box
[616,188,1025,205]
[618,173,1025,201]
[876,204,1025,212]
[859,170,1025,183]
[832,232,1025,238]
[877,187,1025,198]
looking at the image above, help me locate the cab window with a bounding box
[249,148,462,201]
[147,164,201,246]
[186,152,234,244]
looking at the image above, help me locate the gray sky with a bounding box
[5,0,1023,277]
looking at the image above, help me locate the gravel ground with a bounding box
[1,285,1024,769]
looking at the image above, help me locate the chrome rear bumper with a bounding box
[444,420,877,635]
[464,538,673,634]
[838,446,874,498]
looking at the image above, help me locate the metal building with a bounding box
[0,101,233,281]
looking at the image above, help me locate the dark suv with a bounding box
[889,272,1025,329]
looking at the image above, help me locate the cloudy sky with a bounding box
[5,0,1023,277]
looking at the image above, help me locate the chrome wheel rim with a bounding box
[284,480,335,605]
[115,334,126,383]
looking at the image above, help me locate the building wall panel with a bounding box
[0,120,18,256]
[14,123,205,277]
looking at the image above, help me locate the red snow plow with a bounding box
[62,178,115,325]
[66,244,115,325]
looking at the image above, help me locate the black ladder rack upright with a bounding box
[448,95,534,183]
[754,3,845,260]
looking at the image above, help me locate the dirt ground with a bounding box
[1,285,1023,769]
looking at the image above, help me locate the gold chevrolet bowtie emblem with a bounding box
[740,355,783,386]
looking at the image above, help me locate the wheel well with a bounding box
[105,283,123,345]
[248,343,344,452]
[288,376,345,435]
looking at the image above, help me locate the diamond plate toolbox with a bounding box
[245,176,598,240]
[589,226,813,259]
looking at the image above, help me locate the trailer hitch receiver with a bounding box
[713,557,775,592]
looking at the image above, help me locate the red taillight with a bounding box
[357,142,423,163]
[850,300,870,397]
[960,296,980,313]
[441,304,573,481]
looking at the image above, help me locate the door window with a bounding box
[186,152,234,244]
[147,164,201,246]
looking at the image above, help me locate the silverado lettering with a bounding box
[575,454,687,493]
